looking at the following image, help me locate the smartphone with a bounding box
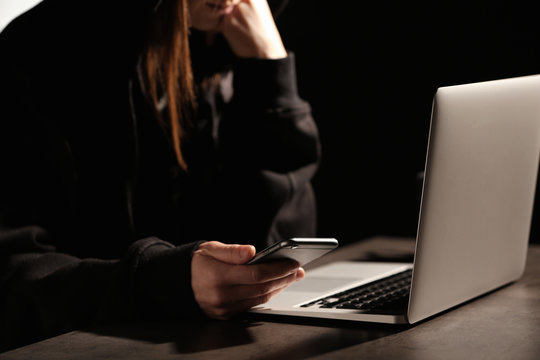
[247,238,338,267]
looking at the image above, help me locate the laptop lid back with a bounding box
[408,75,540,324]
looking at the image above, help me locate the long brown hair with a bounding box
[143,0,195,171]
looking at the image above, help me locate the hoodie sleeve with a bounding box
[214,53,321,245]
[0,226,204,352]
[222,53,320,173]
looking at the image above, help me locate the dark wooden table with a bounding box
[2,237,539,360]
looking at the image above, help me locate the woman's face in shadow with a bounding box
[188,0,241,31]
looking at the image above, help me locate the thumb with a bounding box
[197,241,256,265]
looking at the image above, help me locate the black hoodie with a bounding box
[0,0,319,351]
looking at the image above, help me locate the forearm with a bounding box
[193,54,320,246]
[221,53,320,173]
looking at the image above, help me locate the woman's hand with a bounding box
[191,241,305,319]
[220,0,287,59]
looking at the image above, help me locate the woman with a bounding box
[0,0,320,352]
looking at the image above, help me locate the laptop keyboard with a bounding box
[299,269,412,313]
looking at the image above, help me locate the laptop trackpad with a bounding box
[285,261,411,294]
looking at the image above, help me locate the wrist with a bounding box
[258,43,287,59]
[232,52,301,108]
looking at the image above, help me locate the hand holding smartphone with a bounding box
[247,238,339,267]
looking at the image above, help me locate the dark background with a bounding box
[275,0,540,245]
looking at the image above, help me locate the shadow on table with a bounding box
[87,316,410,359]
[87,319,258,353]
[250,315,411,360]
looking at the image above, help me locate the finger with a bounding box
[198,270,299,313]
[229,269,304,301]
[221,0,256,33]
[226,259,301,285]
[204,284,291,320]
[195,241,256,265]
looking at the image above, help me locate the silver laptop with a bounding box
[250,74,540,324]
